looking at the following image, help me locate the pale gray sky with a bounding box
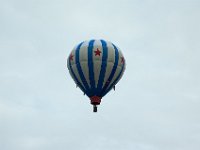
[0,0,200,150]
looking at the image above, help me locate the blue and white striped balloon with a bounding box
[67,39,126,111]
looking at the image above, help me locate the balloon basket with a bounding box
[93,105,97,112]
[90,96,101,112]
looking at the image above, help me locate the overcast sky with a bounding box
[0,0,200,150]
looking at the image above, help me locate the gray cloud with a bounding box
[0,0,200,150]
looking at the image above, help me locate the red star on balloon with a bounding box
[69,53,74,61]
[121,57,124,64]
[94,48,101,56]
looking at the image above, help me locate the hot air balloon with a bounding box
[67,39,126,112]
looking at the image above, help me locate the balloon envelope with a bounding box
[67,39,126,110]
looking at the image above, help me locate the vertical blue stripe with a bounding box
[75,42,92,96]
[96,40,108,96]
[68,56,88,96]
[88,40,95,95]
[102,63,125,97]
[100,44,119,96]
